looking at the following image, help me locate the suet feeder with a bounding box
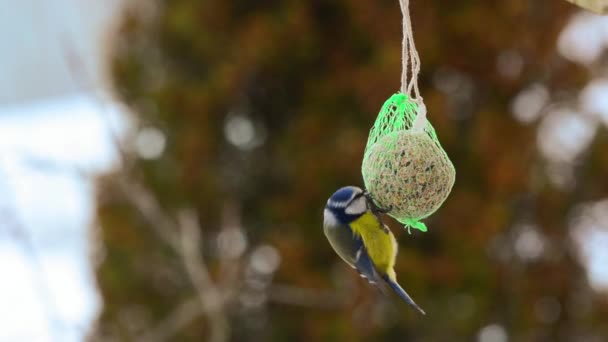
[360,0,455,233]
[362,93,455,233]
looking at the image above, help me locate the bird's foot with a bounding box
[375,205,393,214]
[363,191,392,233]
[363,190,392,214]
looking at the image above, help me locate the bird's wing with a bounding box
[352,244,382,284]
[323,224,381,283]
[358,241,426,315]
[324,223,361,268]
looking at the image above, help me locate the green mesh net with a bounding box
[361,93,455,233]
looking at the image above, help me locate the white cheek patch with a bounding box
[323,209,338,227]
[345,197,367,215]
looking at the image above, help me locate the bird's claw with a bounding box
[381,224,390,234]
[364,190,392,214]
[375,205,393,214]
[364,190,392,233]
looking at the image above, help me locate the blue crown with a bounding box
[329,186,358,204]
[326,186,364,224]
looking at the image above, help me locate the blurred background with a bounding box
[1,0,608,341]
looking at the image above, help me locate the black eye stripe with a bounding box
[348,192,364,205]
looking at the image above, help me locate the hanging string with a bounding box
[398,0,427,132]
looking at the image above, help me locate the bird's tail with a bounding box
[382,274,426,315]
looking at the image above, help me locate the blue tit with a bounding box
[323,186,425,315]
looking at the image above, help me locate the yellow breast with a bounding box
[349,211,398,274]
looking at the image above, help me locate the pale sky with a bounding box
[0,0,122,104]
[0,94,127,342]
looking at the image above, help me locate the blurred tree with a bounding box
[90,1,608,341]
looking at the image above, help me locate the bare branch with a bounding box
[58,16,233,342]
[115,177,179,249]
[177,210,216,296]
[217,202,244,300]
[137,297,203,342]
[177,209,229,342]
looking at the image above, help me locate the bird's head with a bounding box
[324,186,369,226]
